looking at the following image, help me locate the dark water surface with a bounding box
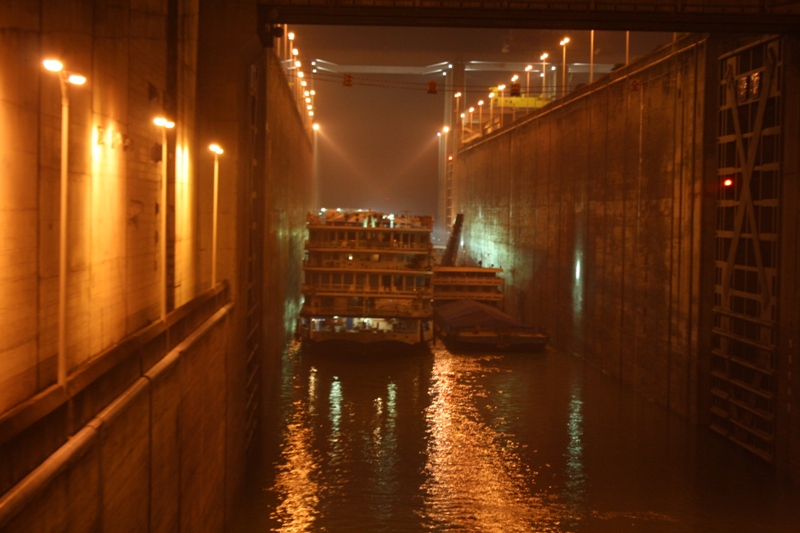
[237,342,800,532]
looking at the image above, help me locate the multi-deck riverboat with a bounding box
[297,210,435,346]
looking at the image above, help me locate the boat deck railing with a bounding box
[433,291,504,302]
[432,277,504,286]
[303,283,433,297]
[306,240,432,252]
[301,303,433,318]
[304,260,432,272]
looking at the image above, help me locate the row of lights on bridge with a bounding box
[439,35,573,142]
[283,29,320,132]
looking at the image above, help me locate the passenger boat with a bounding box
[297,210,435,346]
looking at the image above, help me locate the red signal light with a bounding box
[723,178,733,187]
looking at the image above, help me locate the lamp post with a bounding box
[43,59,86,387]
[287,31,294,69]
[498,84,506,127]
[460,113,466,140]
[312,123,320,211]
[453,91,461,132]
[560,37,570,98]
[626,31,630,65]
[154,117,175,321]
[540,53,549,96]
[510,75,518,121]
[590,30,595,83]
[209,144,223,286]
[488,92,495,130]
[468,106,474,135]
[524,65,533,114]
[477,100,483,134]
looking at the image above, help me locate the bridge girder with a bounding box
[257,1,800,35]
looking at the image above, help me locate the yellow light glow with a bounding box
[454,92,461,98]
[298,71,304,78]
[478,100,483,106]
[301,81,307,87]
[469,107,474,113]
[68,74,86,85]
[308,111,314,116]
[525,65,532,72]
[307,104,312,110]
[312,123,320,131]
[43,59,63,72]
[443,126,450,133]
[304,91,310,96]
[498,84,506,91]
[288,32,295,40]
[209,144,223,154]
[292,48,299,56]
[295,60,301,67]
[541,53,549,61]
[153,117,175,129]
[560,37,570,46]
[511,75,518,82]
[310,90,316,95]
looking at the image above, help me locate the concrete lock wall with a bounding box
[456,35,717,421]
[456,33,800,481]
[1,0,313,529]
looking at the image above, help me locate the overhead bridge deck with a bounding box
[257,0,800,34]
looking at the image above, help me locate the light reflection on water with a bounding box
[246,341,800,533]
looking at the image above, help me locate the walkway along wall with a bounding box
[455,34,800,482]
[0,0,313,529]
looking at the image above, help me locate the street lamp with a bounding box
[560,37,570,98]
[312,124,320,211]
[460,113,466,139]
[510,76,518,121]
[540,53,549,96]
[477,100,484,133]
[497,84,506,127]
[488,92,495,130]
[524,65,533,113]
[454,91,461,131]
[154,116,175,321]
[209,144,223,286]
[43,58,86,387]
[468,106,474,134]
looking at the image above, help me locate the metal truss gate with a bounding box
[711,37,783,463]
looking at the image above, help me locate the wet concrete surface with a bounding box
[236,341,800,532]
